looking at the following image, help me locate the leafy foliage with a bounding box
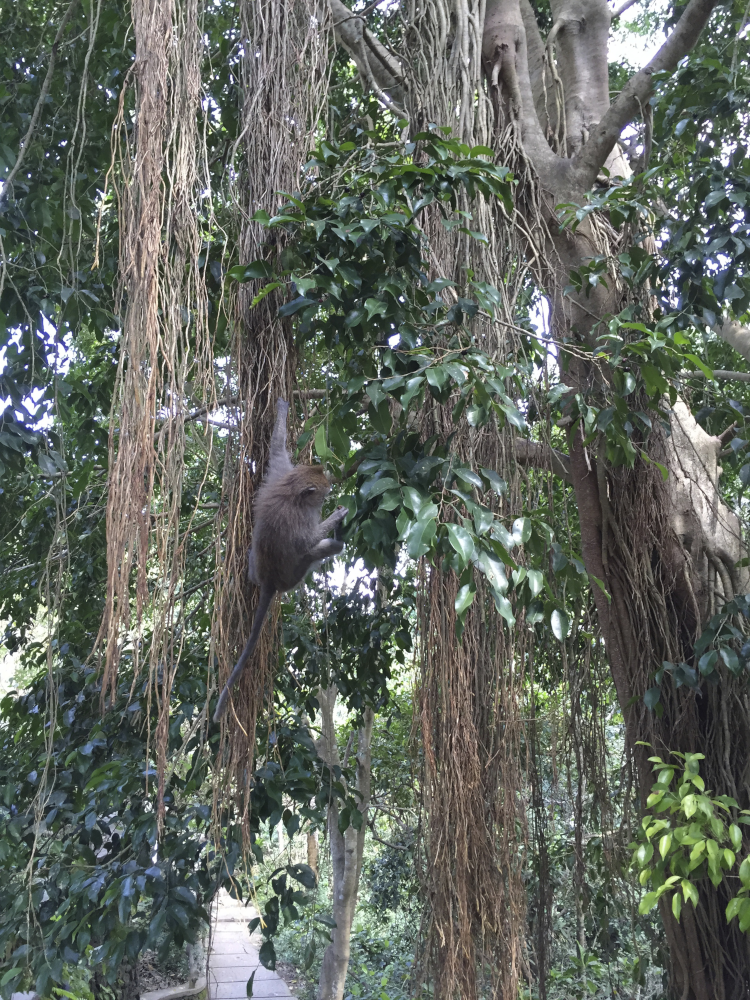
[631,750,750,929]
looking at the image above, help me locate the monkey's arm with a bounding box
[308,537,345,560]
[266,398,294,480]
[213,586,275,722]
[317,505,347,540]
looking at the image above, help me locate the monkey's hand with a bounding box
[321,505,348,533]
[332,506,348,542]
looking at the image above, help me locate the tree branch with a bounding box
[0,0,79,208]
[573,0,719,186]
[713,318,750,363]
[328,0,404,109]
[514,439,572,481]
[483,0,567,189]
[688,369,750,383]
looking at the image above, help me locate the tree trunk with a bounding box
[338,0,750,990]
[307,830,319,879]
[315,687,374,1000]
[474,0,750,992]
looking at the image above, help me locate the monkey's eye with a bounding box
[303,486,317,495]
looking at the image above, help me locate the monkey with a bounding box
[213,398,347,722]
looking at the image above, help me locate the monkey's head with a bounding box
[293,464,331,507]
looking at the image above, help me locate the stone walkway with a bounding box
[208,891,295,1000]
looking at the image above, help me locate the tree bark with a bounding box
[307,830,319,879]
[338,0,749,991]
[315,688,374,1000]
[474,0,750,994]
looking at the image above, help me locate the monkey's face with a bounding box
[297,466,331,507]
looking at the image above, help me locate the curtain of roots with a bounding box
[396,2,539,995]
[396,0,618,994]
[399,0,750,994]
[210,0,331,845]
[102,0,214,825]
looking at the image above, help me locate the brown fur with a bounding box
[214,399,346,722]
[253,465,334,592]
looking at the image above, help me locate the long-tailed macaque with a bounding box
[213,398,346,722]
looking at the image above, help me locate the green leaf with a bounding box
[639,892,658,915]
[477,549,509,595]
[498,401,526,431]
[480,467,507,494]
[361,477,399,499]
[512,517,531,545]
[425,366,449,390]
[685,354,713,380]
[726,897,742,922]
[337,807,351,834]
[314,424,327,460]
[681,879,699,908]
[720,647,741,675]
[405,514,437,559]
[246,972,256,997]
[550,609,569,641]
[455,583,476,617]
[491,522,516,551]
[259,940,277,970]
[672,892,682,922]
[247,281,282,308]
[446,524,476,565]
[659,833,672,859]
[1,969,22,987]
[493,592,515,624]
[526,569,543,597]
[303,941,316,971]
[448,466,481,492]
[683,794,698,819]
[730,824,742,852]
[288,864,317,888]
[364,297,388,321]
[644,686,661,710]
[402,486,426,514]
[227,260,272,282]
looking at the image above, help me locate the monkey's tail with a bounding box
[213,587,275,723]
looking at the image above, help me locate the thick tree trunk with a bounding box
[477,0,750,995]
[315,688,374,1000]
[337,0,749,991]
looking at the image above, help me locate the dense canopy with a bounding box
[1,0,750,998]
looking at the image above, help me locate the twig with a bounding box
[182,577,213,600]
[611,0,640,18]
[0,0,79,209]
[367,821,410,851]
[183,396,239,424]
[358,0,388,16]
[718,421,738,444]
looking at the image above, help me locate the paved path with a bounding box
[208,892,295,1000]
